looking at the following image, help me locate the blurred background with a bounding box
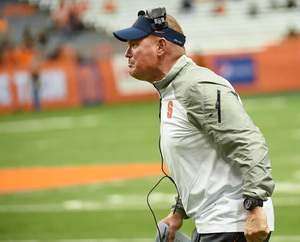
[0,0,300,241]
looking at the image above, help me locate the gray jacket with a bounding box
[153,55,275,233]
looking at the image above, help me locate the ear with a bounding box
[156,38,167,56]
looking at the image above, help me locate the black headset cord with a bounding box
[146,137,180,242]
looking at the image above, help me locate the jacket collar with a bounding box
[153,55,189,90]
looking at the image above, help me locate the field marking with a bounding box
[0,193,174,213]
[0,163,163,194]
[269,235,300,242]
[0,190,299,213]
[273,197,300,206]
[1,158,298,196]
[243,96,288,111]
[274,182,300,193]
[0,115,102,134]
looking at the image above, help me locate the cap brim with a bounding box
[113,27,149,42]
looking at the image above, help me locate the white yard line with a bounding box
[273,197,300,206]
[270,235,300,242]
[0,115,102,134]
[0,193,174,213]
[274,182,300,193]
[0,185,299,213]
[243,96,288,111]
[0,202,154,213]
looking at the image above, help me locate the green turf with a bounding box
[0,93,300,241]
[0,102,161,167]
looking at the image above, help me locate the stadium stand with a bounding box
[1,0,300,114]
[67,0,300,53]
[1,0,300,56]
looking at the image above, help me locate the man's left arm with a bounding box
[186,83,275,241]
[187,83,275,200]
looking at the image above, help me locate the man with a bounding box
[113,7,275,242]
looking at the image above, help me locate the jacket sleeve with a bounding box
[171,196,190,219]
[186,81,275,201]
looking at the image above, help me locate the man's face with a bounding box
[125,36,159,82]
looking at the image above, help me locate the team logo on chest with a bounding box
[167,101,173,118]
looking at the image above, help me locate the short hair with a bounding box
[166,14,185,35]
[144,14,184,35]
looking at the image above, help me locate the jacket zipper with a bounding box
[216,90,221,123]
[153,84,180,210]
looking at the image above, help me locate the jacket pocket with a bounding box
[194,202,217,220]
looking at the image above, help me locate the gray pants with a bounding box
[191,229,271,242]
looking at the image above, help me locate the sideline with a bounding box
[0,115,103,134]
[0,163,164,194]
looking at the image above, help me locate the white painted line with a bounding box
[1,182,300,213]
[274,182,300,193]
[243,96,287,111]
[0,115,102,134]
[0,203,156,213]
[0,193,299,213]
[0,193,175,213]
[273,197,300,206]
[271,235,300,242]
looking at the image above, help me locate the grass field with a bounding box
[0,92,300,241]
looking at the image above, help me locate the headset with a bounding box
[136,7,186,47]
[138,7,168,30]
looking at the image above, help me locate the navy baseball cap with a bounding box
[113,15,186,47]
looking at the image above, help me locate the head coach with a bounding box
[113,7,275,242]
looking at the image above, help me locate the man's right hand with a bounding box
[161,211,184,242]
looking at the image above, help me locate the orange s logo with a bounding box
[167,101,173,118]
